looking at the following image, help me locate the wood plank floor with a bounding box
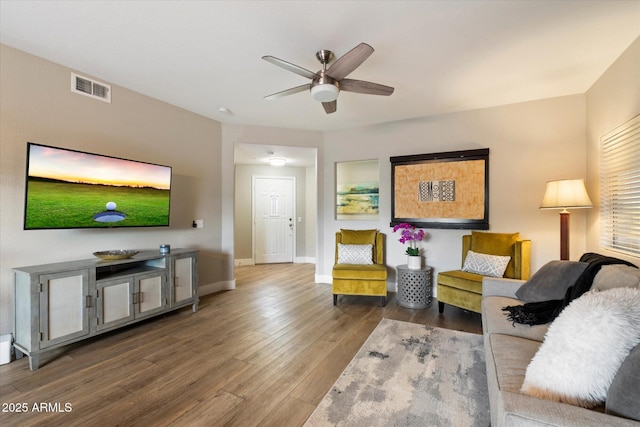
[0,263,482,426]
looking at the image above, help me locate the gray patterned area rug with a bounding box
[304,318,489,427]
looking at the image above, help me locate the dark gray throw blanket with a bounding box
[503,253,638,326]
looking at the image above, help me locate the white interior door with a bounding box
[254,176,294,264]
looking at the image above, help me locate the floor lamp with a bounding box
[540,179,593,260]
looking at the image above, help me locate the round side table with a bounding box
[396,264,433,309]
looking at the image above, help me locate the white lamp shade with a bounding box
[540,179,593,209]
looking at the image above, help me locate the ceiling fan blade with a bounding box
[325,43,374,80]
[264,84,310,100]
[340,79,394,96]
[262,55,319,80]
[322,100,337,114]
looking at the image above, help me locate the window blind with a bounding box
[600,114,640,256]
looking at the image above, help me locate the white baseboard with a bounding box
[295,257,316,264]
[315,274,332,284]
[234,258,255,266]
[198,279,236,296]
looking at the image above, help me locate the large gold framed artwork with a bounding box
[390,149,489,229]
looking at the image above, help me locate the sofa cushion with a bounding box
[591,264,640,292]
[521,287,640,408]
[515,260,588,303]
[340,229,377,245]
[489,334,540,394]
[470,231,519,277]
[462,250,511,277]
[606,343,640,421]
[337,243,373,265]
[483,296,548,342]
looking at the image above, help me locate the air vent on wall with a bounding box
[71,72,111,103]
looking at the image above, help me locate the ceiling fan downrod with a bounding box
[315,50,334,69]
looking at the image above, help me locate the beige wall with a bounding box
[585,37,640,265]
[0,44,227,334]
[318,95,588,283]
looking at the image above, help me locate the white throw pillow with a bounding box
[337,244,373,265]
[461,250,510,277]
[521,287,640,408]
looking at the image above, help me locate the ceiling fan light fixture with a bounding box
[310,83,339,102]
[263,43,392,114]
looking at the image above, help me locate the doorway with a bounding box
[233,143,317,267]
[253,176,295,264]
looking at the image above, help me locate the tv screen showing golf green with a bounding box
[24,142,172,229]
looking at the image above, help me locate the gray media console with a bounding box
[13,249,198,370]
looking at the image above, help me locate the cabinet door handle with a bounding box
[132,292,138,305]
[85,295,92,308]
[138,291,143,304]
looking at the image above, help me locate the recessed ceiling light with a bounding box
[218,107,231,114]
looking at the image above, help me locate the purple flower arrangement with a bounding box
[392,223,426,256]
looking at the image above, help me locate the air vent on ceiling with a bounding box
[71,72,111,103]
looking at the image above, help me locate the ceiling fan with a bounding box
[262,42,394,114]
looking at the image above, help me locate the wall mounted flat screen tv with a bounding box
[24,143,172,229]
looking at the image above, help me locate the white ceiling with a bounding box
[1,1,638,141]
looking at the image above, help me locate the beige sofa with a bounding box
[481,276,640,427]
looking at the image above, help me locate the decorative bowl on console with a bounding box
[93,250,139,260]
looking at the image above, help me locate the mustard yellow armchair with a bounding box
[332,229,388,306]
[437,231,531,314]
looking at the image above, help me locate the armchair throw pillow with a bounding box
[470,231,519,277]
[337,244,373,265]
[461,250,510,277]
